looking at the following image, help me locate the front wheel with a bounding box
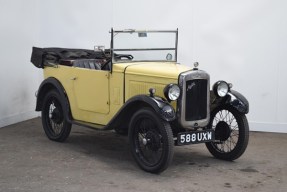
[129,108,174,173]
[205,105,249,161]
[42,90,71,142]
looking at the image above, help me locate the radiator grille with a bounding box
[185,79,208,121]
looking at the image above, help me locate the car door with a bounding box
[72,68,110,114]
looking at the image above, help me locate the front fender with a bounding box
[106,95,175,130]
[211,90,249,114]
[227,90,249,114]
[122,95,176,122]
[145,95,176,121]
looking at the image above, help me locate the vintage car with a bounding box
[31,29,249,173]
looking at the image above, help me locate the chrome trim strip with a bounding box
[114,60,177,63]
[113,48,176,51]
[175,28,178,61]
[110,28,179,63]
[177,70,210,129]
[113,29,178,33]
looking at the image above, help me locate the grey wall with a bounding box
[0,0,286,132]
[0,1,41,127]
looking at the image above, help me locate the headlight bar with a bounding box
[213,81,230,97]
[164,84,181,101]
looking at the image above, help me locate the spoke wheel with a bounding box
[205,105,249,161]
[129,108,174,173]
[42,90,71,142]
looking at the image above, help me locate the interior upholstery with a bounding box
[59,59,74,66]
[72,59,102,70]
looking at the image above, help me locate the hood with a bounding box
[113,62,192,79]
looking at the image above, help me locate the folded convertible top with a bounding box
[30,47,110,68]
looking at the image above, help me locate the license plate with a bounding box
[177,130,215,145]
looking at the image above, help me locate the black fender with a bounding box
[36,77,72,122]
[107,95,176,130]
[211,90,249,114]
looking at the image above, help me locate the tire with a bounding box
[129,108,174,173]
[205,105,249,161]
[41,90,71,142]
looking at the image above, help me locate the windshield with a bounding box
[111,29,178,63]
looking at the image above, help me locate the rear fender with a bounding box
[36,77,72,121]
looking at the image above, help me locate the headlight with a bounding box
[164,84,180,101]
[213,81,229,97]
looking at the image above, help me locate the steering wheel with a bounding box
[114,54,134,60]
[101,54,134,70]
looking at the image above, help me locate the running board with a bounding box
[72,120,106,130]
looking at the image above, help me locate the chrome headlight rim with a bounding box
[164,84,181,101]
[213,81,230,98]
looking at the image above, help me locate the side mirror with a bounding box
[138,32,147,37]
[166,53,173,61]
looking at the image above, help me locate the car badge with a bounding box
[187,82,196,91]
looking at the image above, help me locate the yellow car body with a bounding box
[43,62,191,127]
[31,29,249,173]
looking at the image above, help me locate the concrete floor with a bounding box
[0,118,286,192]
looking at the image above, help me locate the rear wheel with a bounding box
[42,90,71,142]
[205,105,249,160]
[129,108,174,173]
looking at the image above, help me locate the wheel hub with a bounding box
[50,108,63,124]
[215,121,231,141]
[142,138,148,145]
[143,131,161,151]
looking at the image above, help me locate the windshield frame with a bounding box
[110,29,178,64]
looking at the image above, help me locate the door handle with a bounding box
[70,77,77,80]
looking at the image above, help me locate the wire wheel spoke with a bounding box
[42,90,72,142]
[135,117,163,166]
[211,109,239,153]
[46,97,64,136]
[206,106,249,161]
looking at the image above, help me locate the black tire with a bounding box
[41,90,71,142]
[129,108,174,173]
[205,105,249,161]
